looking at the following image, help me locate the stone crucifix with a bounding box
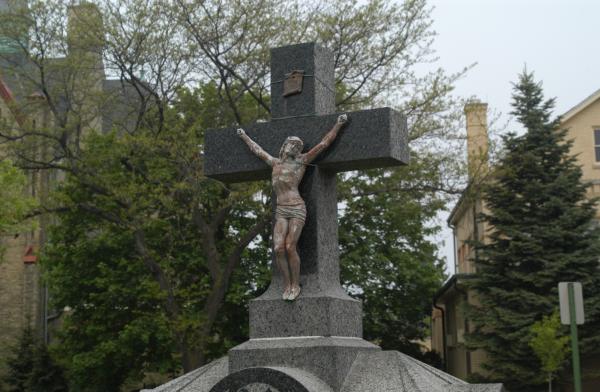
[205,43,407,328]
[236,113,348,301]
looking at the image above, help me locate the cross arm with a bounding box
[204,107,409,183]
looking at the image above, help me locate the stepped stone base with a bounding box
[249,292,362,339]
[143,350,506,392]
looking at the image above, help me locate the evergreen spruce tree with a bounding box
[466,72,600,391]
[3,327,35,392]
[3,327,67,392]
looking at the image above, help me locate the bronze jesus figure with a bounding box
[237,114,348,301]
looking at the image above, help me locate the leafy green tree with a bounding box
[529,311,570,392]
[44,216,178,391]
[467,72,600,391]
[3,327,67,392]
[0,160,36,256]
[42,83,272,390]
[339,155,446,359]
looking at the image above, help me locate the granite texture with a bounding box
[203,107,408,183]
[340,350,506,392]
[229,337,379,392]
[270,42,335,119]
[249,294,362,338]
[143,350,507,392]
[210,366,333,392]
[294,166,338,279]
[141,357,227,392]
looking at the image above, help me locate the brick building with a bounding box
[0,0,139,380]
[432,91,600,390]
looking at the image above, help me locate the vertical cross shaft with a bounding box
[248,43,363,339]
[269,43,342,293]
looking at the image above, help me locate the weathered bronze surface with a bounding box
[237,114,348,301]
[283,70,304,97]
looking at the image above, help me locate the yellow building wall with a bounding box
[431,308,444,357]
[0,95,53,380]
[452,196,490,275]
[0,235,43,372]
[562,97,600,218]
[0,98,41,377]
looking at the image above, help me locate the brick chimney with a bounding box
[464,101,489,180]
[67,2,104,59]
[66,2,105,132]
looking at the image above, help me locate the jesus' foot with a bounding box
[282,286,292,300]
[288,285,301,301]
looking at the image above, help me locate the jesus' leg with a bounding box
[285,218,305,301]
[273,217,292,299]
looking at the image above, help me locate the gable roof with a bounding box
[561,88,600,123]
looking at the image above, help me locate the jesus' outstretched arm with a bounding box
[237,128,276,167]
[302,114,348,164]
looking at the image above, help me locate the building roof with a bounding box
[447,181,484,226]
[561,88,600,123]
[447,184,470,226]
[433,273,474,305]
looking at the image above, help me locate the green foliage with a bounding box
[3,327,67,392]
[42,83,272,389]
[467,72,600,391]
[339,154,446,359]
[0,160,36,243]
[529,311,570,383]
[44,218,178,391]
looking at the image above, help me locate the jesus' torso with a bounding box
[272,157,306,206]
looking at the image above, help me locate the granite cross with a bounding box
[204,42,408,339]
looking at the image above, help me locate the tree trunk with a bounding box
[181,343,204,372]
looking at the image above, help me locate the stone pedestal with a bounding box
[229,337,378,392]
[249,275,362,339]
[146,350,506,392]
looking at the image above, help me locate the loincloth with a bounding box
[275,203,306,222]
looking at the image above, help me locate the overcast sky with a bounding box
[427,0,600,274]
